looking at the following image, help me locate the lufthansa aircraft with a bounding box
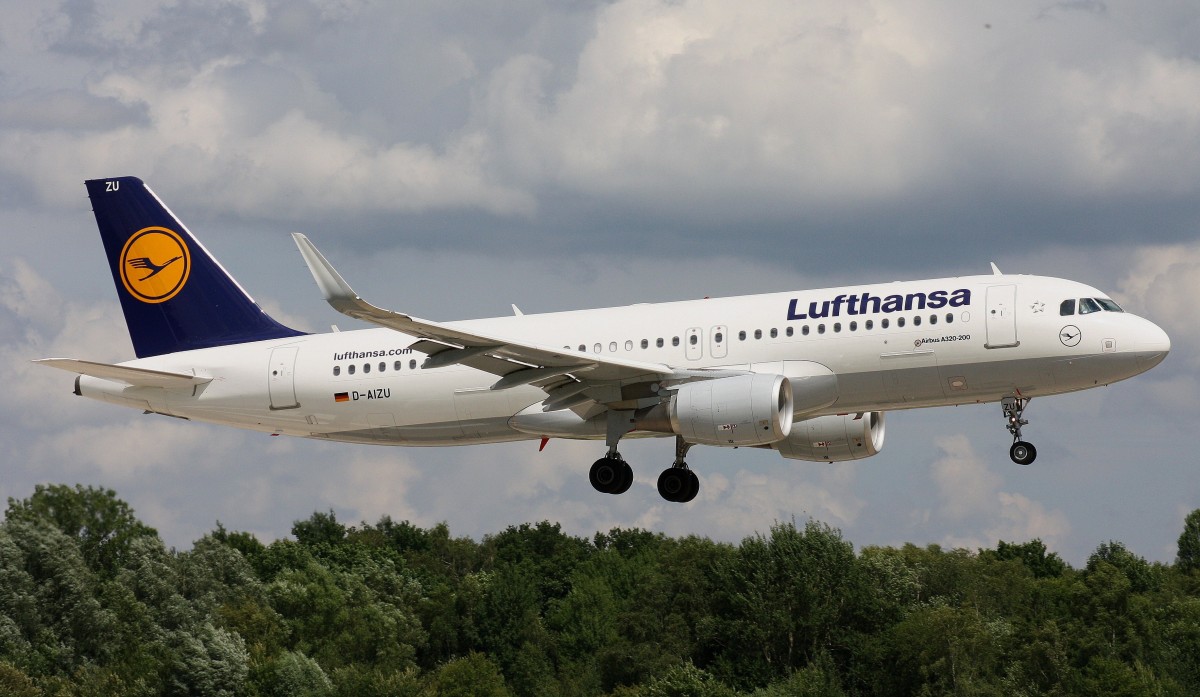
[37,177,1171,502]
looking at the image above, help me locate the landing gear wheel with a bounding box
[658,467,699,503]
[613,461,634,494]
[590,456,628,494]
[681,469,699,503]
[1009,441,1037,466]
[1001,396,1037,466]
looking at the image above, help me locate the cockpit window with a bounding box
[1078,297,1102,314]
[1096,298,1124,312]
[1060,299,1076,316]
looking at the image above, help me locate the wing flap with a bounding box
[34,358,212,389]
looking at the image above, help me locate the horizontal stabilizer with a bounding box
[33,358,211,389]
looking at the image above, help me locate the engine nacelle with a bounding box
[663,373,794,446]
[767,412,885,462]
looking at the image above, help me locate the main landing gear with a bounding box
[657,437,699,503]
[1002,396,1037,465]
[588,429,700,503]
[589,454,633,495]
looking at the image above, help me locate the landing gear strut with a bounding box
[587,427,701,502]
[1002,396,1037,465]
[657,436,699,503]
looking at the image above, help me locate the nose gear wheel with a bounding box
[1002,396,1037,465]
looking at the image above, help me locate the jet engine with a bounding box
[766,412,885,461]
[637,373,794,446]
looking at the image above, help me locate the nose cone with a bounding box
[1135,318,1171,370]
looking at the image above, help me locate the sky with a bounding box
[1,0,1198,565]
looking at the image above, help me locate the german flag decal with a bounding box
[334,392,349,403]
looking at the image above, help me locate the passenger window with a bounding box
[897,317,906,328]
[672,337,680,347]
[379,362,386,372]
[929,314,937,325]
[594,343,602,353]
[818,324,826,334]
[394,361,402,370]
[656,338,664,348]
[626,340,634,351]
[333,366,341,376]
[641,339,649,349]
[714,332,723,343]
[1078,298,1101,314]
[833,322,841,333]
[786,327,793,337]
[802,326,810,336]
[609,342,617,352]
[363,363,370,374]
[882,319,889,329]
[738,331,747,341]
[410,359,417,369]
[688,335,697,346]
[1060,299,1076,316]
[850,321,857,331]
[348,364,355,375]
[945,313,953,324]
[578,344,586,352]
[913,316,921,327]
[866,320,873,330]
[754,329,762,340]
[770,328,778,338]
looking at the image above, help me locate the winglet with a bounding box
[291,234,362,311]
[291,234,424,330]
[990,262,1002,276]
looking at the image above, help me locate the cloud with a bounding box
[478,0,1200,217]
[1116,240,1200,368]
[929,435,1070,551]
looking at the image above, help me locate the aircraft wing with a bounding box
[34,358,212,389]
[292,234,741,408]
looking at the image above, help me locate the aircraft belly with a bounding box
[321,417,529,445]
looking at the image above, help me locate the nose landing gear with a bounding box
[1003,396,1037,465]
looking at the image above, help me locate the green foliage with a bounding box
[1177,509,1200,574]
[5,484,158,578]
[983,538,1068,578]
[429,652,512,697]
[2,484,1199,696]
[706,519,858,687]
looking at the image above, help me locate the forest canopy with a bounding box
[1,483,1198,696]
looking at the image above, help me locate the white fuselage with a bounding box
[77,273,1170,447]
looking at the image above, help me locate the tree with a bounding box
[984,539,1067,579]
[5,484,158,577]
[428,653,511,697]
[1088,541,1158,593]
[706,520,858,688]
[1176,509,1200,574]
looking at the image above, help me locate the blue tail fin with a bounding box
[86,176,305,358]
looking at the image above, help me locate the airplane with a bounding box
[36,177,1171,503]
